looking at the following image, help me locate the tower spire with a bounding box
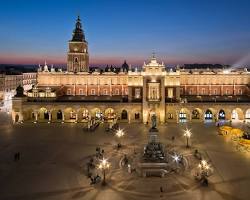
[72,15,85,42]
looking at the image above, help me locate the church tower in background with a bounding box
[67,16,89,72]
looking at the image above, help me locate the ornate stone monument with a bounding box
[144,114,165,162]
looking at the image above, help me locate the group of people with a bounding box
[86,147,106,185]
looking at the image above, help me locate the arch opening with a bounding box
[38,107,49,121]
[218,109,226,120]
[192,109,201,119]
[104,108,115,120]
[246,109,250,122]
[121,110,128,120]
[231,108,244,121]
[179,108,189,123]
[91,108,103,121]
[204,109,213,120]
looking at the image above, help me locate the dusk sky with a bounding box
[0,0,250,67]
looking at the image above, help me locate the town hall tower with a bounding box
[67,16,89,72]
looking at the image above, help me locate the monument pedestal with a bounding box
[138,128,168,177]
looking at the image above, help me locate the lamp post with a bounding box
[98,158,110,186]
[184,129,192,148]
[115,128,125,149]
[197,159,211,185]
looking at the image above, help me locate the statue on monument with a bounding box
[150,114,158,132]
[151,114,157,129]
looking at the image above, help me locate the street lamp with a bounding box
[115,128,125,149]
[97,158,110,185]
[197,159,211,185]
[184,129,192,148]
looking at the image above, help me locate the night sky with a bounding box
[0,0,250,67]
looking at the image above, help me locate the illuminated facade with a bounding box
[12,16,250,124]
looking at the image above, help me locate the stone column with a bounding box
[75,113,78,123]
[159,77,165,124]
[49,111,51,122]
[128,87,133,102]
[35,112,38,121]
[110,79,112,96]
[62,112,65,122]
[142,78,148,124]
[176,87,180,101]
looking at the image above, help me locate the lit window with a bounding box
[103,89,108,95]
[124,89,128,95]
[91,89,95,95]
[135,88,140,98]
[70,111,76,119]
[189,89,193,95]
[115,89,119,95]
[79,89,83,95]
[67,89,71,95]
[226,90,229,95]
[238,89,242,95]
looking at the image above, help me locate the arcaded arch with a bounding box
[218,109,226,120]
[91,108,102,120]
[204,109,213,120]
[104,108,116,119]
[191,108,202,119]
[78,108,89,121]
[121,109,128,120]
[22,108,35,121]
[246,109,250,121]
[231,108,244,120]
[179,108,190,122]
[38,107,49,121]
[51,109,63,121]
[64,107,77,121]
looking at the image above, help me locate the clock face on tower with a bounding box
[69,42,87,53]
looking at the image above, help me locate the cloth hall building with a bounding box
[12,17,250,124]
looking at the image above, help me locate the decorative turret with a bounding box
[38,64,42,72]
[43,61,49,72]
[51,64,55,72]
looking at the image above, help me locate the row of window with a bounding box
[181,77,248,85]
[182,88,243,95]
[66,88,128,95]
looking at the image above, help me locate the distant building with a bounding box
[22,72,37,92]
[0,72,37,112]
[12,16,250,124]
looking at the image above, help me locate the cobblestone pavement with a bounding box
[0,112,250,200]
